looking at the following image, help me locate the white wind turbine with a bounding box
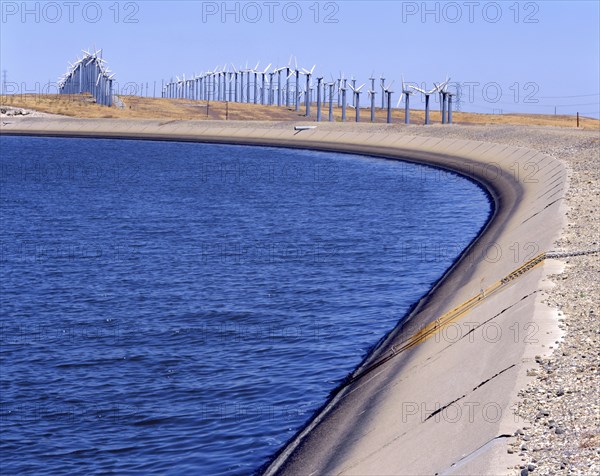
[326,77,336,122]
[274,66,286,106]
[397,76,414,124]
[339,77,348,122]
[380,74,387,109]
[368,74,377,122]
[290,57,301,112]
[302,64,316,117]
[348,82,366,122]
[434,77,451,124]
[383,80,395,123]
[285,54,294,107]
[316,76,324,122]
[409,82,437,125]
[259,63,272,105]
[231,64,239,102]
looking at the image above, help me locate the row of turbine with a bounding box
[58,49,115,107]
[163,58,457,124]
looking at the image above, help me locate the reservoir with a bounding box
[0,136,491,475]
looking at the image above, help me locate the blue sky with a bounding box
[2,0,599,117]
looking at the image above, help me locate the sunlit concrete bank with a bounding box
[1,118,568,475]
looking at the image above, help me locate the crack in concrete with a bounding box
[435,434,513,475]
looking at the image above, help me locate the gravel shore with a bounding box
[402,124,599,475]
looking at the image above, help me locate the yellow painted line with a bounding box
[392,253,546,353]
[346,253,547,385]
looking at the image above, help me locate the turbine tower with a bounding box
[369,76,377,122]
[231,64,239,103]
[327,80,335,122]
[400,76,414,124]
[252,62,261,104]
[447,90,455,124]
[339,78,348,122]
[259,63,271,105]
[294,65,300,112]
[348,82,365,122]
[286,55,294,107]
[268,71,276,105]
[434,77,451,124]
[275,66,286,106]
[316,76,323,122]
[410,83,437,125]
[383,81,395,124]
[337,72,344,107]
[302,64,315,117]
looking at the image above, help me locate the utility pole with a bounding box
[2,70,7,94]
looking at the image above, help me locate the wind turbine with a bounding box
[339,78,348,122]
[239,62,247,102]
[285,55,294,107]
[327,78,335,122]
[217,73,224,102]
[231,64,239,103]
[337,72,344,107]
[302,64,315,117]
[252,62,262,104]
[259,63,271,105]
[383,81,395,124]
[248,61,258,103]
[446,85,457,124]
[380,74,387,109]
[369,75,377,122]
[409,82,437,125]
[221,63,229,101]
[350,77,357,107]
[396,77,414,124]
[294,61,301,112]
[348,82,365,122]
[434,77,451,124]
[274,66,286,106]
[227,71,234,102]
[316,76,323,122]
[268,71,275,105]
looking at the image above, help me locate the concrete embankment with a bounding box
[1,118,569,475]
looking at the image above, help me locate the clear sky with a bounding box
[2,0,599,117]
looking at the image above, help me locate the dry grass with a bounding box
[2,94,598,130]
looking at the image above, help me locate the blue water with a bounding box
[0,136,491,475]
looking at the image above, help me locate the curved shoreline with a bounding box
[1,118,568,475]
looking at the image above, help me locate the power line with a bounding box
[538,93,600,99]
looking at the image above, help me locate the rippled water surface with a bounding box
[0,136,491,475]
